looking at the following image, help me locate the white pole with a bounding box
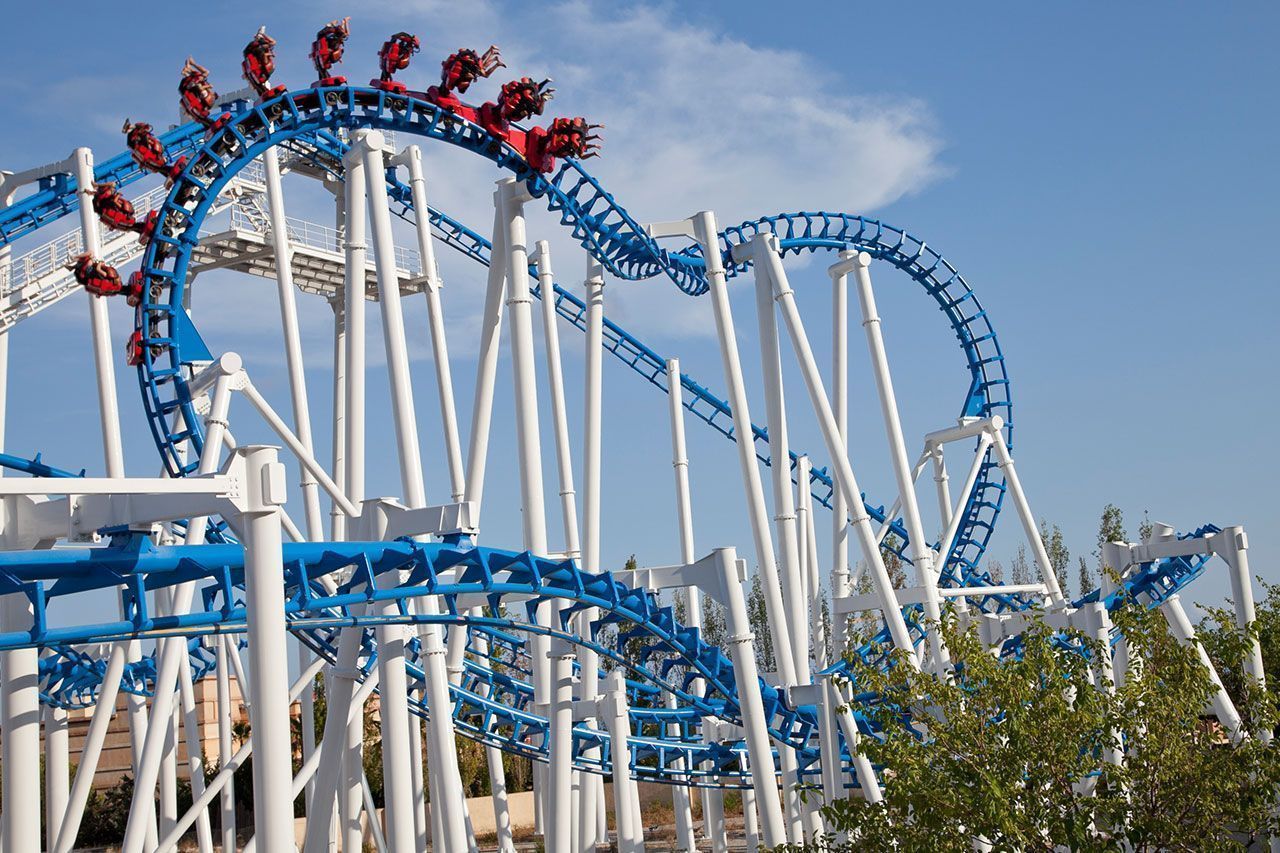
[1162,593,1244,741]
[75,146,157,842]
[830,264,851,654]
[51,642,129,853]
[605,669,646,853]
[664,357,722,851]
[238,445,297,851]
[751,256,811,685]
[359,127,429,853]
[0,593,41,853]
[1220,525,1269,742]
[473,629,516,853]
[464,200,508,515]
[72,147,125,478]
[534,244,583,560]
[714,548,788,847]
[576,253,607,852]
[302,150,370,852]
[845,250,949,669]
[498,178,561,852]
[216,637,237,853]
[688,211,798,688]
[342,146,374,853]
[753,236,917,663]
[175,649,215,853]
[263,145,324,539]
[400,146,467,501]
[44,705,70,852]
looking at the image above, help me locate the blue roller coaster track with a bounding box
[0,82,1221,788]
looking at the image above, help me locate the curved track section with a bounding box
[0,82,1228,793]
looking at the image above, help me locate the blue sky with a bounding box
[1,0,1276,623]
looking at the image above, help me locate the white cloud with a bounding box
[360,0,947,342]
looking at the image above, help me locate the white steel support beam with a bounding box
[398,145,467,502]
[688,211,798,689]
[663,357,720,853]
[1,591,41,852]
[360,128,432,853]
[263,145,324,540]
[843,250,949,669]
[829,261,851,651]
[753,236,918,665]
[576,253,606,852]
[499,178,564,853]
[237,445,297,851]
[751,252,811,685]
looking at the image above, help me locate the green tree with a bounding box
[1011,544,1030,585]
[1037,520,1070,591]
[1078,556,1094,600]
[1096,503,1127,571]
[813,602,1280,851]
[747,571,776,673]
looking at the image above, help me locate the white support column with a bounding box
[263,145,324,539]
[843,250,948,669]
[689,211,798,688]
[473,630,516,853]
[329,198,348,540]
[576,254,606,852]
[830,264,850,650]
[832,681,882,804]
[754,236,917,664]
[605,670,646,853]
[359,128,429,853]
[52,642,129,853]
[239,445,296,851]
[751,253,811,685]
[664,692,696,853]
[159,693,179,847]
[715,549,788,847]
[44,705,70,853]
[535,244,582,560]
[298,638,317,808]
[399,146,467,501]
[216,637,237,853]
[174,649,215,853]
[303,152,371,852]
[1162,593,1244,741]
[72,147,125,478]
[1,593,41,853]
[664,358,722,849]
[499,178,561,852]
[75,146,156,843]
[1219,525,1270,742]
[464,199,509,515]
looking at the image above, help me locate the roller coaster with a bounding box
[0,19,1268,853]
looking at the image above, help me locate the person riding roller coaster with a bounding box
[122,120,188,184]
[242,26,286,101]
[179,58,228,131]
[309,17,350,86]
[524,116,605,172]
[91,183,140,233]
[427,45,505,111]
[478,77,555,141]
[68,254,124,298]
[373,32,420,94]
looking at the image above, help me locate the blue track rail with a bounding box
[0,84,1229,788]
